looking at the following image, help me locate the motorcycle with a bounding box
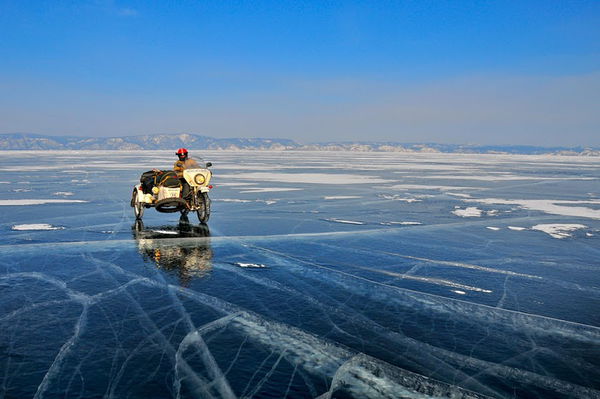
[130,163,213,223]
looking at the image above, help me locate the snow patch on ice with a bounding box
[239,187,302,193]
[12,224,64,231]
[531,224,587,239]
[381,221,422,226]
[378,194,421,202]
[0,199,87,206]
[234,262,266,268]
[447,192,472,198]
[324,196,362,200]
[214,182,258,187]
[452,207,483,217]
[216,199,253,203]
[324,218,365,225]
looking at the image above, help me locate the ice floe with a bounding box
[486,227,501,231]
[452,207,483,217]
[0,199,87,206]
[531,224,587,239]
[508,226,527,231]
[11,224,64,231]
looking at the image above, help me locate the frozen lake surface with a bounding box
[1,150,599,398]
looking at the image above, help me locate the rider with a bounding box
[174,148,200,177]
[174,148,200,198]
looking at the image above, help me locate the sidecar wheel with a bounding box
[196,192,211,224]
[132,189,144,220]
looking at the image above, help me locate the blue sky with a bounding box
[1,0,599,145]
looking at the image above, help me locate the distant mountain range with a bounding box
[1,133,599,156]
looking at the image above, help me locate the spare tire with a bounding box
[155,197,187,213]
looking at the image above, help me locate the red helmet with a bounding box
[176,148,188,156]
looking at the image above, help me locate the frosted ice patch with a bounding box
[390,184,477,191]
[324,218,365,225]
[463,198,600,220]
[12,224,64,231]
[381,221,422,225]
[53,191,74,196]
[219,172,390,185]
[531,224,587,239]
[378,194,421,202]
[216,199,253,203]
[234,262,266,268]
[452,207,482,217]
[486,227,501,231]
[239,187,302,193]
[256,200,277,205]
[0,199,87,206]
[508,226,526,231]
[214,182,258,187]
[418,174,595,181]
[324,196,362,200]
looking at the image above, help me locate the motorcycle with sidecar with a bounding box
[130,164,213,223]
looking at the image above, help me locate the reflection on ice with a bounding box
[132,217,213,286]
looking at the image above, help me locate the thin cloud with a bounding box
[117,7,138,17]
